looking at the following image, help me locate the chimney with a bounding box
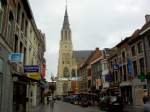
[95,47,99,51]
[145,15,150,23]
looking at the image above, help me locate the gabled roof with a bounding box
[115,37,130,47]
[73,50,93,63]
[83,48,102,66]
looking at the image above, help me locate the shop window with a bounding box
[0,1,3,32]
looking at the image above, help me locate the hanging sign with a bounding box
[9,53,24,62]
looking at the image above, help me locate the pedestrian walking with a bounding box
[141,96,150,112]
[49,96,54,112]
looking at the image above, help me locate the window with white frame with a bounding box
[0,1,3,32]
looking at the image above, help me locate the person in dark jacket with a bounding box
[141,96,150,112]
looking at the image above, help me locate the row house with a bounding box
[107,47,120,96]
[0,0,46,112]
[101,48,111,94]
[128,29,147,105]
[107,15,150,106]
[139,15,150,95]
[79,48,102,93]
[71,50,93,94]
[115,37,132,104]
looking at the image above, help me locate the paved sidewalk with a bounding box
[123,105,142,112]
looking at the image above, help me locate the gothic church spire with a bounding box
[63,0,70,29]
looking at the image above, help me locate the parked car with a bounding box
[56,95,62,100]
[99,96,117,111]
[63,96,70,102]
[70,95,80,105]
[81,96,88,107]
[111,96,124,112]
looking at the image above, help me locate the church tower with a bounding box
[57,6,73,95]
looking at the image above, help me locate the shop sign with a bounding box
[9,53,23,62]
[105,74,112,82]
[27,73,40,80]
[24,65,39,73]
[112,64,119,70]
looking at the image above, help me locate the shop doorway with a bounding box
[13,82,27,112]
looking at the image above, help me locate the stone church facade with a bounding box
[56,8,92,95]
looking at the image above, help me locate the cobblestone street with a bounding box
[43,101,100,112]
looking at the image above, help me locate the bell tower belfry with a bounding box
[57,3,73,95]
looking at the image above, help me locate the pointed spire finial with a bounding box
[66,0,67,9]
[65,0,68,16]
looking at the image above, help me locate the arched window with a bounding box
[72,69,76,77]
[63,83,68,94]
[17,3,21,24]
[63,67,69,77]
[7,11,14,44]
[14,35,18,52]
[65,31,67,40]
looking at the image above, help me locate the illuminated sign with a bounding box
[9,53,23,62]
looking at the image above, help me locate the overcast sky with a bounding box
[29,0,150,81]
